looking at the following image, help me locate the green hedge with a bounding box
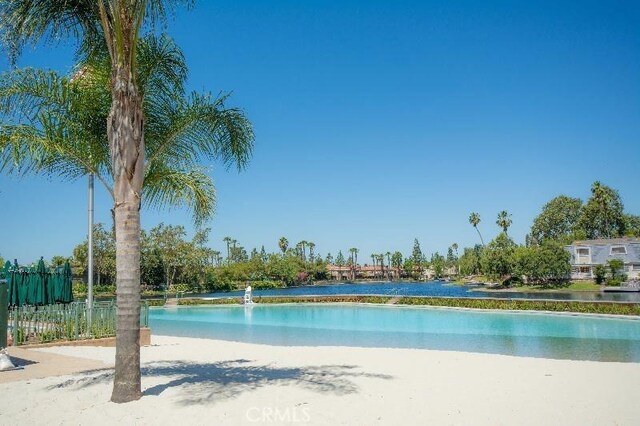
[175,295,640,316]
[396,297,640,316]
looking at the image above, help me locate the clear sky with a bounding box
[1,0,639,263]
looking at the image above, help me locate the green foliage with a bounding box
[411,238,423,267]
[459,245,483,276]
[577,181,626,239]
[480,233,517,280]
[624,214,640,237]
[50,255,67,268]
[402,258,416,278]
[606,259,626,286]
[468,212,485,245]
[430,252,445,278]
[335,251,345,266]
[530,195,583,244]
[608,259,624,276]
[391,251,403,269]
[0,34,254,227]
[278,237,288,254]
[206,250,328,290]
[396,297,640,316]
[511,242,570,284]
[71,223,116,286]
[496,210,513,234]
[593,264,607,284]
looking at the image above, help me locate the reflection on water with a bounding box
[150,304,640,362]
[194,281,640,302]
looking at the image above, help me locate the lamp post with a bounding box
[87,173,94,335]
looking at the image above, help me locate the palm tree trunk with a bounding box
[109,66,145,404]
[475,227,485,246]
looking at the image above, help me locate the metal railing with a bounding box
[8,301,149,346]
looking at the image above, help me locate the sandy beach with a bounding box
[1,335,639,425]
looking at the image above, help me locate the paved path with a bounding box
[0,347,108,384]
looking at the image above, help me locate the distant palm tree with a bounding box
[278,237,289,254]
[308,242,315,262]
[349,248,358,280]
[377,254,385,278]
[223,237,232,261]
[385,252,391,279]
[469,212,485,245]
[296,240,308,261]
[496,210,513,234]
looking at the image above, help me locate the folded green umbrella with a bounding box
[34,258,47,305]
[15,260,27,307]
[3,261,11,306]
[62,260,73,303]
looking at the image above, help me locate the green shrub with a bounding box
[594,265,607,284]
[606,278,624,287]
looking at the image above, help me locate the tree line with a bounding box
[459,181,639,284]
[67,227,329,292]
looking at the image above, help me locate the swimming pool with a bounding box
[150,304,640,362]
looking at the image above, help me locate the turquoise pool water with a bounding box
[150,304,640,362]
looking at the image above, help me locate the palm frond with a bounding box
[0,67,111,186]
[143,163,216,226]
[136,34,187,102]
[0,0,100,65]
[146,91,254,171]
[0,68,71,123]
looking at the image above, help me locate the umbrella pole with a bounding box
[87,173,94,336]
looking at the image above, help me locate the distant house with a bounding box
[326,264,400,280]
[564,238,640,280]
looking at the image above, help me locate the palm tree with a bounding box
[223,237,232,262]
[468,212,485,246]
[348,248,358,280]
[278,237,288,254]
[385,252,391,279]
[0,3,253,403]
[377,254,385,278]
[308,242,315,262]
[496,210,513,234]
[299,240,307,261]
[211,250,221,266]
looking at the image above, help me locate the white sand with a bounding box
[1,335,639,425]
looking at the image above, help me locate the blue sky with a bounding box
[1,0,639,263]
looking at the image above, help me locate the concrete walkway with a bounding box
[0,346,108,384]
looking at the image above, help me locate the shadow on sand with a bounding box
[49,359,393,405]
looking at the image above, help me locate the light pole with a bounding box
[87,173,94,335]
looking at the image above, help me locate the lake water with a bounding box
[194,281,640,302]
[150,304,640,362]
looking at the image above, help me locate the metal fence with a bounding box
[8,301,149,346]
